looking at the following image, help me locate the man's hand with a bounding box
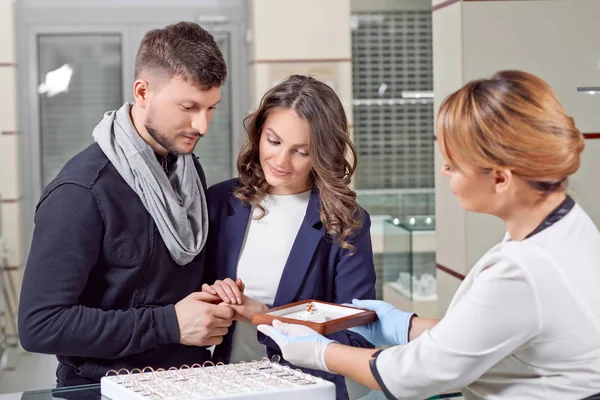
[202,278,244,304]
[226,294,269,323]
[174,292,234,346]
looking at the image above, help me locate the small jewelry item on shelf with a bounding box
[305,302,316,314]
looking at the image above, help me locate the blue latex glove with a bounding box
[349,299,415,346]
[257,320,336,372]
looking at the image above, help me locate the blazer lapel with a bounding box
[224,196,251,281]
[272,190,325,306]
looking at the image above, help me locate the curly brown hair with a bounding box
[235,75,363,253]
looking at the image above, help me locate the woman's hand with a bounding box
[257,320,335,372]
[227,294,269,323]
[349,299,415,346]
[202,278,245,304]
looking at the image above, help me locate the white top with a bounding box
[229,191,311,363]
[376,204,600,400]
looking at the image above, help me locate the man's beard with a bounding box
[144,113,203,155]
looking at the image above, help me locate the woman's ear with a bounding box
[494,168,512,194]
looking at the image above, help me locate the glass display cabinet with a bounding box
[382,215,437,318]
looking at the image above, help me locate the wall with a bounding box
[0,0,23,343]
[249,0,353,121]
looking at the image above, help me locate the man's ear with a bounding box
[132,79,150,108]
[494,168,512,194]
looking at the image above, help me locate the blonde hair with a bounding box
[437,70,585,193]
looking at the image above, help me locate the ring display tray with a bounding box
[100,360,335,400]
[251,299,377,335]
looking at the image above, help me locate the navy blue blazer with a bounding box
[204,178,376,400]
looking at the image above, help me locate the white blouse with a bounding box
[230,191,311,363]
[375,204,600,400]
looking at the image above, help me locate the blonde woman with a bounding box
[258,70,600,400]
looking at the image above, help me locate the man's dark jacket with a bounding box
[18,143,210,387]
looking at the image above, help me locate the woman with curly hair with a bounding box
[202,75,377,400]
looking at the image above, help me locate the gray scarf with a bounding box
[92,103,208,266]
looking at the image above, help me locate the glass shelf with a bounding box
[382,215,437,305]
[356,189,435,220]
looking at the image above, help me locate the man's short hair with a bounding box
[135,21,227,89]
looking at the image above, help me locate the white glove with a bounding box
[257,320,336,372]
